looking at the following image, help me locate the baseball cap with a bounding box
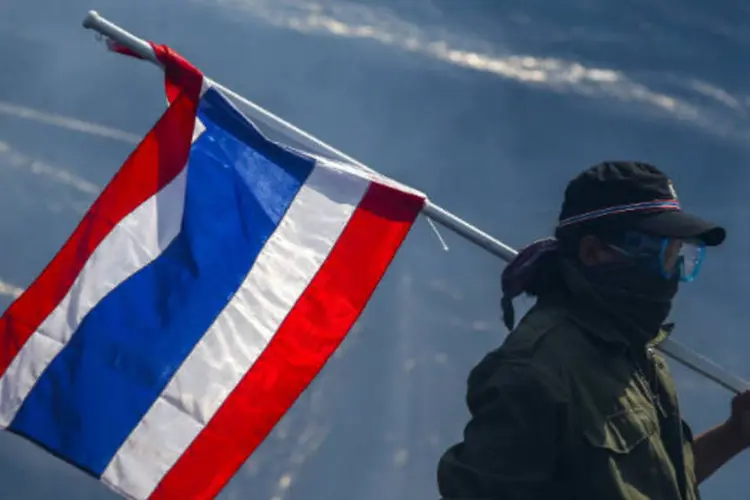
[557,161,725,246]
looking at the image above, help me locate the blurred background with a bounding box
[1,0,748,498]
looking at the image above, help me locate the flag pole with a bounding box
[81,11,518,262]
[80,10,747,394]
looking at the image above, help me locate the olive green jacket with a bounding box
[437,296,699,500]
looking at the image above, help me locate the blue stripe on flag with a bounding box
[8,88,316,475]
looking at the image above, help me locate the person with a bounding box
[437,161,750,499]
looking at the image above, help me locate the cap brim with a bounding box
[635,210,726,246]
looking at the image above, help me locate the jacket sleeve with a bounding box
[437,361,567,499]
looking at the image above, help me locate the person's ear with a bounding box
[578,235,606,266]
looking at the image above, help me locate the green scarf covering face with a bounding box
[560,258,679,346]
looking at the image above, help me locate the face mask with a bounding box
[565,258,679,342]
[581,260,679,304]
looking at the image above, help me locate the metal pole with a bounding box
[81,11,747,394]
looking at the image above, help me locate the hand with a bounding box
[727,389,750,449]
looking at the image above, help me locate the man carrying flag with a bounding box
[438,162,750,499]
[0,43,425,499]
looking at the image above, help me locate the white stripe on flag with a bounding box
[0,170,188,427]
[101,159,370,499]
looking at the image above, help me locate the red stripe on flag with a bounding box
[107,41,143,59]
[109,42,203,105]
[149,182,425,499]
[150,44,204,105]
[0,54,203,379]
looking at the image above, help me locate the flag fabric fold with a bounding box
[0,43,425,499]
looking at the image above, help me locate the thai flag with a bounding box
[0,45,425,499]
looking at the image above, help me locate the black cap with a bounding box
[557,161,725,246]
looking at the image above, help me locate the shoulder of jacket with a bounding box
[501,302,578,356]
